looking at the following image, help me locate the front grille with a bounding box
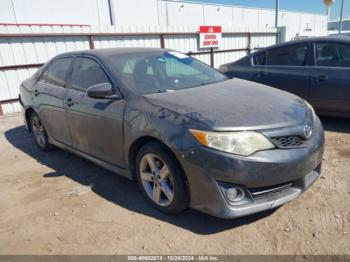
[250,182,294,198]
[270,135,306,149]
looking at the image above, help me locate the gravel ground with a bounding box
[0,114,349,255]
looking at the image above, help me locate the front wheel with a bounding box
[30,112,53,151]
[135,142,189,214]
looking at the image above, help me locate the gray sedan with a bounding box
[19,48,324,218]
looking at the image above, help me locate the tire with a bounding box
[135,141,189,214]
[30,111,54,151]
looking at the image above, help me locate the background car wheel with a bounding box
[30,112,53,151]
[135,141,189,215]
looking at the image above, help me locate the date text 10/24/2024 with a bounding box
[127,256,219,261]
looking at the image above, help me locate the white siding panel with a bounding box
[164,2,204,26]
[204,5,233,27]
[0,41,16,65]
[12,0,102,25]
[0,68,38,101]
[164,35,198,53]
[232,7,244,28]
[0,0,16,23]
[251,34,276,50]
[2,102,22,114]
[4,70,20,99]
[221,34,247,50]
[258,9,275,28]
[0,36,89,66]
[111,0,159,26]
[0,71,11,100]
[242,8,259,28]
[94,35,160,49]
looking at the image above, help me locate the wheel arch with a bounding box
[24,107,36,132]
[127,136,187,183]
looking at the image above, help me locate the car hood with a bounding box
[143,78,309,131]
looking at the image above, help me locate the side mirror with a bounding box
[86,83,121,100]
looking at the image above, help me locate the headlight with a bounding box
[304,100,316,121]
[190,129,275,156]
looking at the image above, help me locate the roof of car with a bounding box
[251,36,350,55]
[56,47,172,59]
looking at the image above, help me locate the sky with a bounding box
[185,0,349,21]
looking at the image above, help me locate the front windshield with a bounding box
[109,50,228,95]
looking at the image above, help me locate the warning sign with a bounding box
[199,26,222,49]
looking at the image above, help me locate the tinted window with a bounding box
[109,51,227,95]
[42,58,72,87]
[253,52,266,65]
[70,58,110,91]
[267,43,308,66]
[315,42,350,67]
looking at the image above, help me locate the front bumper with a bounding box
[178,117,325,219]
[215,168,320,218]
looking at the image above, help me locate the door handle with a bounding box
[314,75,328,82]
[65,98,75,107]
[34,89,39,96]
[257,71,266,78]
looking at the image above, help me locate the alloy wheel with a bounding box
[32,116,46,147]
[139,153,175,207]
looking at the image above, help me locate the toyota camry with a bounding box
[19,48,325,218]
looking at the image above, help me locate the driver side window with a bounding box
[315,42,350,68]
[70,57,110,91]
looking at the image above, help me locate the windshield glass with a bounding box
[108,50,228,95]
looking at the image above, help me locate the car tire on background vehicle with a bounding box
[30,111,54,151]
[136,141,189,214]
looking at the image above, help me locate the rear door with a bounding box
[252,43,311,100]
[309,41,350,114]
[65,56,126,167]
[32,57,73,145]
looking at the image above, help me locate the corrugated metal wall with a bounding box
[1,0,327,39]
[0,25,276,115]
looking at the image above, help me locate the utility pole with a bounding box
[202,0,205,24]
[323,0,335,34]
[339,0,345,34]
[275,0,280,43]
[275,0,279,28]
[327,6,331,23]
[107,0,115,26]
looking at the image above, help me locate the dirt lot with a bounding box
[0,114,349,255]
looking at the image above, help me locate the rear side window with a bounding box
[315,42,350,67]
[253,52,266,65]
[266,43,308,66]
[41,58,72,87]
[70,57,110,91]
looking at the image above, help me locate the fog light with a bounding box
[226,187,245,202]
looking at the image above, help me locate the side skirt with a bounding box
[49,138,133,180]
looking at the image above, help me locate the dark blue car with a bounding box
[219,36,350,117]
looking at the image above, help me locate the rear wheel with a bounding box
[30,112,53,151]
[135,142,189,214]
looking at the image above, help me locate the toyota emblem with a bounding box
[304,122,312,139]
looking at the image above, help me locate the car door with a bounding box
[309,41,350,114]
[32,57,73,145]
[252,42,311,100]
[65,56,126,167]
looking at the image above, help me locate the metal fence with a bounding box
[0,25,277,115]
